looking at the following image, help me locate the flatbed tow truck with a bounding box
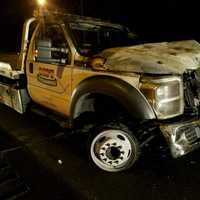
[2,0,200,172]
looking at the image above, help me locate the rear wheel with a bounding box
[88,122,140,172]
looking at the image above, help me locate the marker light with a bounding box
[37,0,46,6]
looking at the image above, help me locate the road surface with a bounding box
[0,104,200,200]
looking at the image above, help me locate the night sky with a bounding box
[0,0,199,51]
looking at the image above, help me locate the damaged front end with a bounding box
[160,120,200,158]
[159,69,200,158]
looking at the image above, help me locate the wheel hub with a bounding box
[106,146,121,160]
[99,141,127,167]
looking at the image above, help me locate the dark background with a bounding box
[0,0,199,51]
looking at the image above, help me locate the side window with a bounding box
[34,23,70,65]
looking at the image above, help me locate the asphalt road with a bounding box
[0,104,200,200]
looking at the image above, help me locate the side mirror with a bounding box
[36,40,68,64]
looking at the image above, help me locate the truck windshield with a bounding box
[69,22,138,56]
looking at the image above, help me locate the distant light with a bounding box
[58,160,63,165]
[37,0,46,6]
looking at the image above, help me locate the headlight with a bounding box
[140,76,184,119]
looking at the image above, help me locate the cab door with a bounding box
[26,22,72,116]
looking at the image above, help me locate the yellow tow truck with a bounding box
[1,1,200,172]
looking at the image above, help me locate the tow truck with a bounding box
[1,0,200,172]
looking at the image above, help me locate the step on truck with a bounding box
[1,3,200,172]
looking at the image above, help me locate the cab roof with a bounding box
[40,9,125,30]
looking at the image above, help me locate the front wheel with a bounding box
[89,123,140,172]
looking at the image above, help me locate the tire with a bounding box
[88,121,140,172]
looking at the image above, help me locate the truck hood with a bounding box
[99,40,200,74]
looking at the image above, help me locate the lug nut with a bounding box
[106,143,110,146]
[112,143,117,146]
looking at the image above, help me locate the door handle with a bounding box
[29,63,33,73]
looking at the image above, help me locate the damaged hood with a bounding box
[99,40,200,74]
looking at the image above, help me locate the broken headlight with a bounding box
[140,76,184,119]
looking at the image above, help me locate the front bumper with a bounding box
[160,119,200,158]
